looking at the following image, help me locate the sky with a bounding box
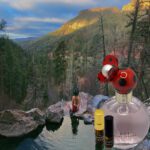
[0,0,130,39]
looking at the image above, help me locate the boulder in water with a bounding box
[87,95,109,114]
[147,106,150,115]
[46,102,64,123]
[83,113,94,125]
[26,108,45,125]
[0,108,45,138]
[73,92,93,117]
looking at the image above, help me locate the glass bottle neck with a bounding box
[115,91,133,103]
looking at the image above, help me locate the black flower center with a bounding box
[119,78,127,86]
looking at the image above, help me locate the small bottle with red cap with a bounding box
[97,55,150,149]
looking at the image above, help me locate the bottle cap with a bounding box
[105,115,114,137]
[97,55,137,94]
[94,109,104,131]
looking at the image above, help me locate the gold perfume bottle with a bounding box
[94,109,104,148]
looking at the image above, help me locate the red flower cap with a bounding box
[103,55,118,68]
[97,55,137,94]
[112,68,137,94]
[97,55,119,82]
[97,72,107,82]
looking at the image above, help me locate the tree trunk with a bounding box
[127,0,140,66]
[100,14,109,96]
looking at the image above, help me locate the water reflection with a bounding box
[95,143,105,150]
[70,116,79,135]
[0,125,44,150]
[0,116,149,150]
[46,118,64,132]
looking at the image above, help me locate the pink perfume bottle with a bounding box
[97,55,150,149]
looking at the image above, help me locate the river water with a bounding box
[0,116,150,150]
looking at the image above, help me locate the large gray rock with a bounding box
[87,95,109,114]
[46,102,64,123]
[79,92,93,112]
[147,106,150,115]
[73,92,93,117]
[0,108,45,138]
[26,108,45,125]
[83,113,94,124]
[63,93,108,122]
[147,106,150,124]
[63,92,93,115]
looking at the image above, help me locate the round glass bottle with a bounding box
[97,55,150,149]
[102,91,150,149]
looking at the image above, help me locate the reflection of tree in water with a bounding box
[95,143,104,150]
[70,116,79,135]
[0,125,44,150]
[46,118,64,132]
[147,129,150,139]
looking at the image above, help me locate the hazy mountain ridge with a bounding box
[20,0,149,51]
[52,7,120,36]
[22,7,126,52]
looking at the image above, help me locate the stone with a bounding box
[26,108,45,125]
[147,106,150,115]
[87,95,109,114]
[62,93,108,119]
[83,113,94,125]
[46,102,64,123]
[73,92,93,117]
[0,109,45,138]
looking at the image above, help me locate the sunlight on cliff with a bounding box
[52,19,97,36]
[122,0,150,12]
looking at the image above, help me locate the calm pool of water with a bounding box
[0,116,150,150]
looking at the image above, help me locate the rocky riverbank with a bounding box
[0,92,103,138]
[0,92,150,139]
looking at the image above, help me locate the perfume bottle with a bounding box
[105,115,114,148]
[97,55,150,149]
[94,109,104,148]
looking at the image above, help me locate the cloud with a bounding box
[14,17,67,24]
[1,0,95,10]
[0,31,32,39]
[0,0,130,39]
[5,16,68,37]
[6,25,23,31]
[6,23,58,33]
[5,19,60,38]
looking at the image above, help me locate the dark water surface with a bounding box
[0,116,150,150]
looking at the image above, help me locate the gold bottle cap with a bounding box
[94,109,104,131]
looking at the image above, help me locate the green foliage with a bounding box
[26,50,50,107]
[18,7,149,102]
[53,41,67,85]
[19,8,128,99]
[125,4,150,99]
[0,37,28,103]
[136,11,150,42]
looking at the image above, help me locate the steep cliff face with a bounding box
[122,0,150,12]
